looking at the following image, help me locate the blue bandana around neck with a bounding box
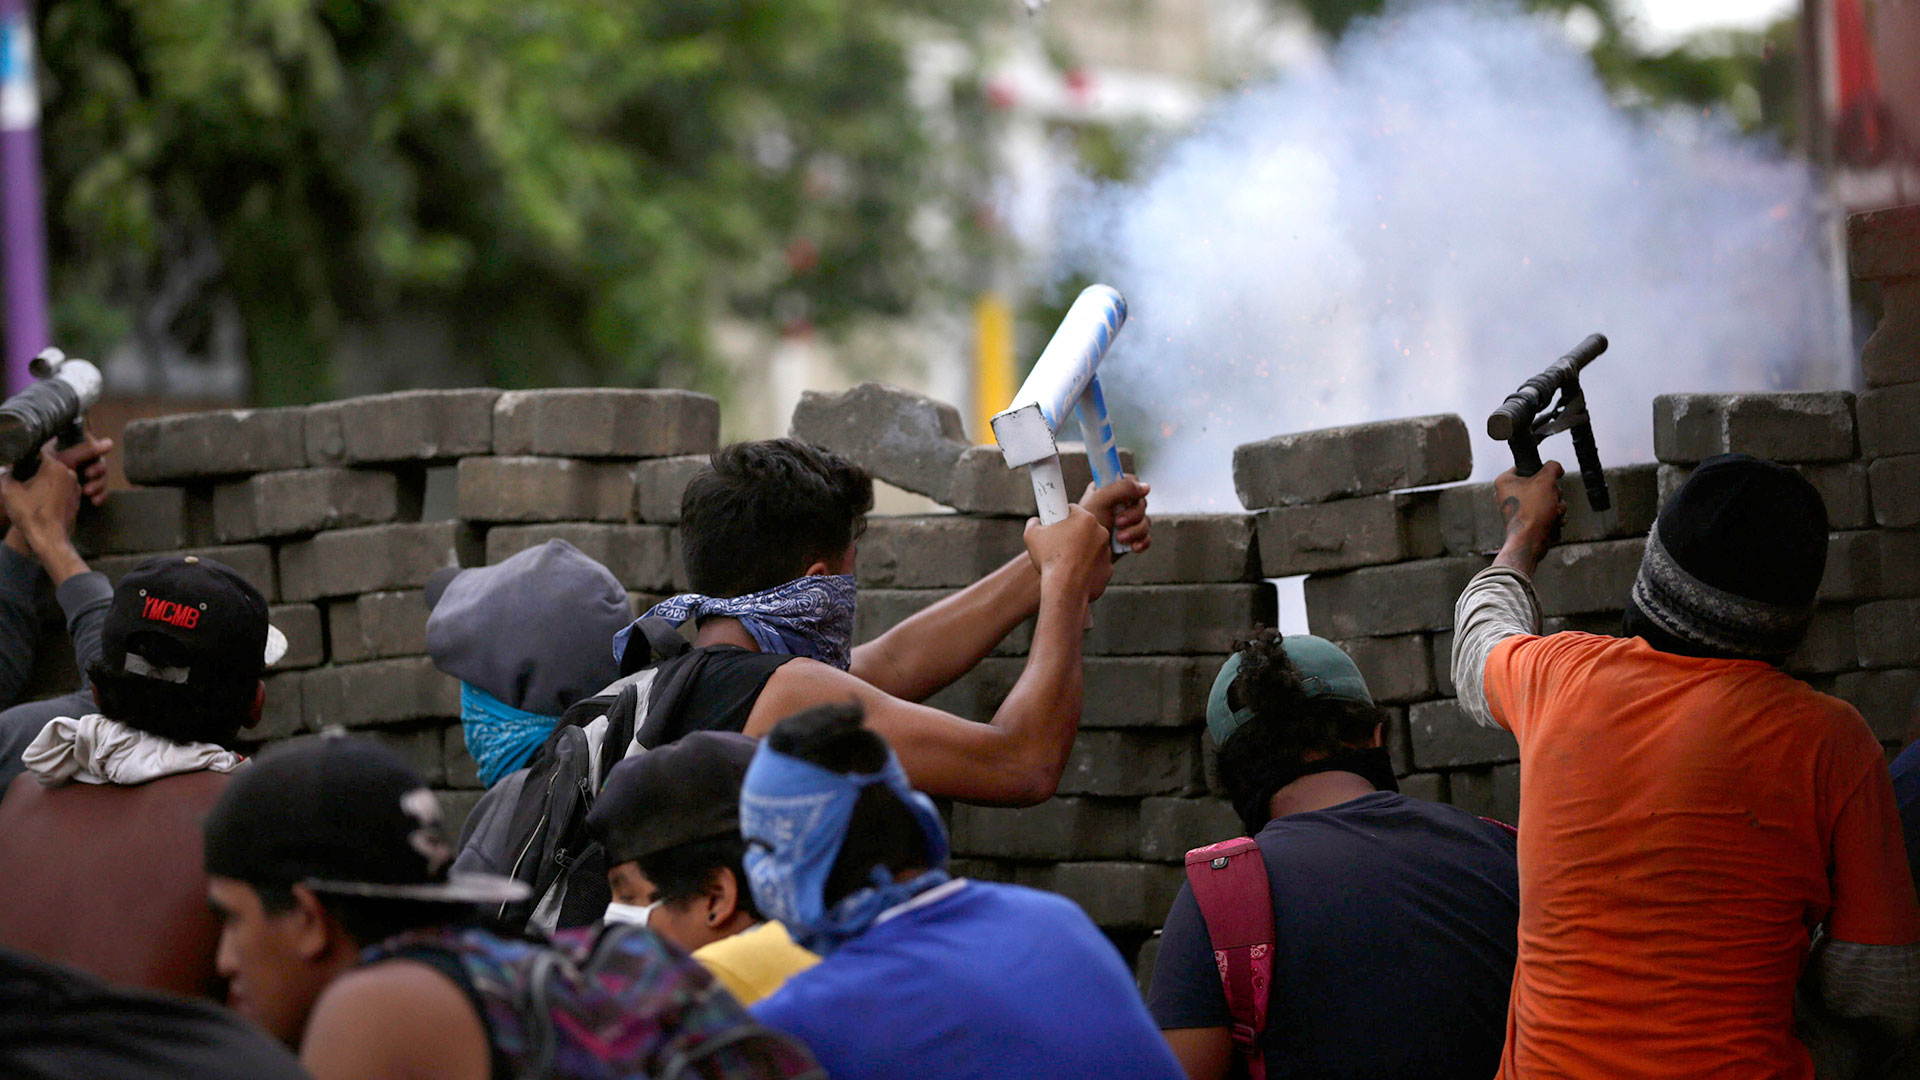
[619,574,857,671]
[461,683,558,788]
[738,741,951,956]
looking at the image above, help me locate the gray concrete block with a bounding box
[438,788,486,839]
[1531,538,1644,617]
[442,725,482,789]
[1134,934,1160,992]
[1057,730,1202,797]
[1084,584,1278,656]
[1399,772,1447,803]
[1333,633,1434,705]
[1257,491,1442,574]
[1830,668,1920,741]
[254,671,306,741]
[788,382,970,500]
[1439,465,1660,555]
[212,467,408,541]
[856,515,1026,589]
[854,588,1031,657]
[493,389,719,458]
[1232,414,1471,510]
[1859,383,1920,459]
[633,455,708,523]
[1659,461,1873,531]
[1871,455,1920,528]
[305,389,500,465]
[329,590,430,663]
[1782,607,1859,676]
[1048,862,1186,929]
[1857,601,1920,669]
[1138,797,1243,862]
[1110,513,1261,585]
[1653,392,1857,464]
[74,486,191,555]
[923,655,1222,728]
[303,656,459,730]
[1861,280,1920,388]
[1821,530,1920,603]
[278,522,481,602]
[1849,204,1920,280]
[456,457,634,523]
[1303,556,1490,638]
[484,523,679,592]
[1408,699,1518,769]
[943,444,1135,517]
[367,727,447,787]
[268,603,325,670]
[93,544,278,601]
[950,799,1136,860]
[1447,763,1520,824]
[1431,629,1456,698]
[123,406,309,483]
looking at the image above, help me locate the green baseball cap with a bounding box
[1206,635,1374,747]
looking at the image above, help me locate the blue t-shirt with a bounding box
[1890,741,1920,893]
[1149,791,1518,1080]
[752,878,1183,1080]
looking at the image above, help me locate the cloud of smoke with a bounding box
[1052,3,1840,511]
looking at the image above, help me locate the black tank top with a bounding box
[643,645,796,746]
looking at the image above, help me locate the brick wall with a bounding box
[54,204,1920,982]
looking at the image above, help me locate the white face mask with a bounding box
[603,900,659,927]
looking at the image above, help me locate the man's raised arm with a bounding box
[1451,462,1563,730]
[850,476,1149,702]
[751,505,1112,806]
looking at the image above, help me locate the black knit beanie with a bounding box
[1626,453,1827,661]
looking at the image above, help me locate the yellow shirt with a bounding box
[692,920,818,1006]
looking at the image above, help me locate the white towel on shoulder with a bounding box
[22,713,245,786]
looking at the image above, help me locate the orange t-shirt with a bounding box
[1484,632,1919,1080]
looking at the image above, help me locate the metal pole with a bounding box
[0,0,47,393]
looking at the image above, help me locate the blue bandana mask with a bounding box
[461,683,558,788]
[619,574,857,670]
[739,741,951,956]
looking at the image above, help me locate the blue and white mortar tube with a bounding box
[990,285,1129,551]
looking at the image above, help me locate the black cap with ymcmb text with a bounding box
[99,555,286,692]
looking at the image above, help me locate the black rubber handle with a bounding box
[1487,333,1608,440]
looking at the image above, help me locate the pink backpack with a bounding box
[1184,838,1274,1080]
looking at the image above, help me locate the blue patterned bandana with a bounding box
[738,740,951,956]
[461,683,557,788]
[619,574,857,670]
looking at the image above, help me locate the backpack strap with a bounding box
[1478,816,1518,839]
[1185,837,1274,1080]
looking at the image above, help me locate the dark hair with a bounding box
[254,883,476,948]
[766,701,927,906]
[679,439,874,598]
[637,834,761,920]
[88,664,255,749]
[1215,628,1388,815]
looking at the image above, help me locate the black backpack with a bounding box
[456,618,711,933]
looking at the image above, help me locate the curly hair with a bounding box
[1214,628,1388,824]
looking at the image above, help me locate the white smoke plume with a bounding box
[1052,3,1841,511]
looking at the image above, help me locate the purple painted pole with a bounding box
[0,0,47,393]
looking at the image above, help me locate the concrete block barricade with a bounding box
[92,544,279,602]
[1831,669,1920,741]
[1653,392,1858,465]
[456,457,634,523]
[1530,539,1644,617]
[268,603,326,670]
[485,523,679,593]
[1137,797,1243,862]
[329,590,431,663]
[1856,601,1920,669]
[924,655,1223,729]
[304,389,500,466]
[1858,384,1920,461]
[942,444,1135,517]
[492,389,719,459]
[302,656,460,730]
[788,382,971,501]
[1448,764,1522,824]
[73,487,191,555]
[1440,465,1660,555]
[1304,556,1490,639]
[254,672,307,742]
[1256,492,1442,575]
[1056,730,1203,798]
[1407,699,1519,770]
[442,727,483,789]
[856,516,1026,589]
[278,522,481,602]
[950,799,1137,861]
[632,455,708,523]
[212,467,409,541]
[1783,607,1862,677]
[1820,531,1920,603]
[1109,514,1260,585]
[1848,203,1920,282]
[1871,456,1920,529]
[1332,634,1435,705]
[1047,862,1187,930]
[1860,279,1920,388]
[123,406,309,484]
[1232,414,1471,510]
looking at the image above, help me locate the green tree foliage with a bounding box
[38,0,979,403]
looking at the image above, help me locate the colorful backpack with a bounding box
[366,922,824,1080]
[1184,837,1275,1080]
